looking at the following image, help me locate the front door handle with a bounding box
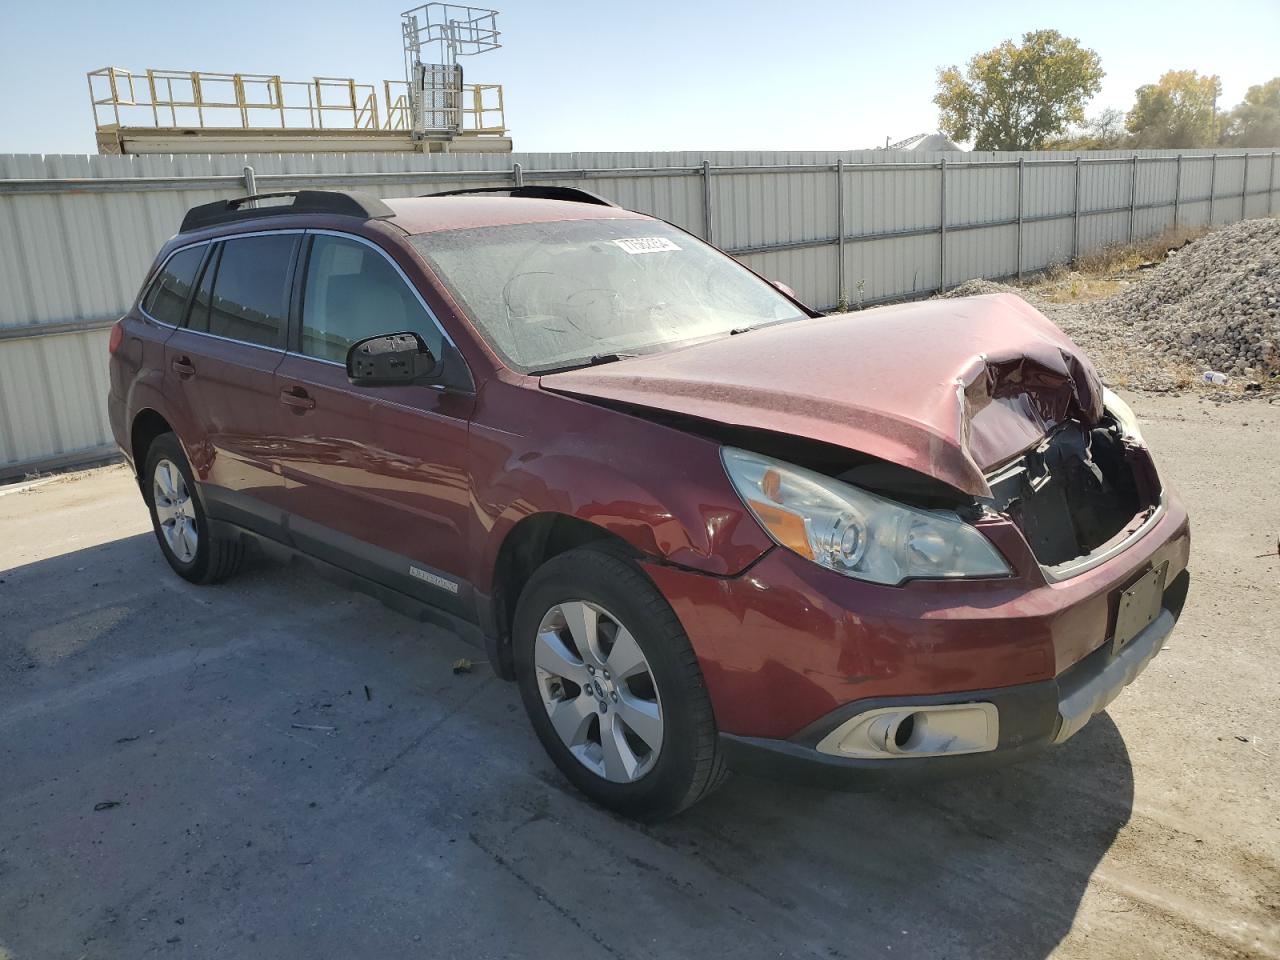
[171,356,195,377]
[279,387,316,412]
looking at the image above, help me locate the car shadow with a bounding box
[1,530,1134,960]
[647,715,1133,958]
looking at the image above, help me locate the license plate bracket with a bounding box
[1112,560,1169,656]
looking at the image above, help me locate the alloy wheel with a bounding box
[153,458,198,564]
[533,600,664,783]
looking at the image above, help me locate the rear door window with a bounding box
[205,234,299,348]
[300,234,443,363]
[141,246,204,326]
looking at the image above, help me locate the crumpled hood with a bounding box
[539,293,1105,498]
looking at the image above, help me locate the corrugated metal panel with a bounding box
[737,247,834,310]
[1024,219,1075,273]
[2,147,1278,473]
[845,233,940,303]
[0,328,113,471]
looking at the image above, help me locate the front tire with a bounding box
[513,545,727,820]
[143,432,244,584]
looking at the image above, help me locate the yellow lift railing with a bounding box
[88,67,505,136]
[382,80,505,134]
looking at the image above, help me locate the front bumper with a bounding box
[717,570,1187,788]
[639,487,1191,783]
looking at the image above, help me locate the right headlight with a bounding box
[721,447,1011,586]
[1102,387,1144,444]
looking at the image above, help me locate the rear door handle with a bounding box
[171,357,195,377]
[279,387,316,411]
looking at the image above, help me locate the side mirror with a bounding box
[771,279,799,300]
[346,332,439,386]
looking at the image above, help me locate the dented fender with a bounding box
[468,377,776,592]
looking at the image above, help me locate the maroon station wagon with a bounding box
[107,187,1191,820]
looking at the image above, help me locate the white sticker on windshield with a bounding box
[612,237,681,255]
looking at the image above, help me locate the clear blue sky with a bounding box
[1,0,1276,154]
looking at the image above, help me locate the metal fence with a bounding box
[1,147,1277,478]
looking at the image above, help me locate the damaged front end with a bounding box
[983,396,1163,580]
[955,346,1164,580]
[541,293,1166,581]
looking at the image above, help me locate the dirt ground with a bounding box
[1,392,1277,960]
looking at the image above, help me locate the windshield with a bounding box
[410,218,807,373]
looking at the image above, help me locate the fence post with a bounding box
[512,161,523,188]
[242,164,257,207]
[1015,157,1024,281]
[701,159,715,245]
[1128,156,1138,243]
[1208,153,1217,226]
[1271,152,1278,216]
[1241,154,1249,219]
[938,158,947,293]
[1173,154,1183,228]
[836,157,847,310]
[1072,156,1082,263]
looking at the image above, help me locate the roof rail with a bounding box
[180,190,396,234]
[420,185,621,208]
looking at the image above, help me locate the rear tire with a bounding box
[143,432,244,584]
[513,545,727,820]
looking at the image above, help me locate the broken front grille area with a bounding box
[986,418,1162,574]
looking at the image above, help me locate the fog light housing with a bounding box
[815,703,999,759]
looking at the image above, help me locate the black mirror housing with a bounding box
[346,332,439,386]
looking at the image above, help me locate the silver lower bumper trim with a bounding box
[1053,608,1174,744]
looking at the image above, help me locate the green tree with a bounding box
[1222,77,1280,147]
[934,30,1104,150]
[1126,70,1222,147]
[1045,108,1129,150]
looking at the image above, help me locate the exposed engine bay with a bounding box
[984,416,1160,569]
[602,398,1162,577]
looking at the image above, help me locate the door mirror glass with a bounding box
[346,332,439,386]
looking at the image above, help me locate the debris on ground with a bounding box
[938,218,1280,398]
[451,658,473,675]
[289,723,336,732]
[93,801,121,811]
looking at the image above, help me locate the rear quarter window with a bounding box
[141,246,204,326]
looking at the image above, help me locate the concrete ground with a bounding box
[1,393,1277,960]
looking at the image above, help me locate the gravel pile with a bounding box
[941,279,1017,298]
[1108,218,1279,379]
[936,218,1280,397]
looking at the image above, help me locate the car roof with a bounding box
[383,195,652,235]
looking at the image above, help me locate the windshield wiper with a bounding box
[730,316,804,335]
[530,352,637,375]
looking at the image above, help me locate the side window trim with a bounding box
[139,241,210,328]
[286,234,314,355]
[183,242,220,332]
[294,228,473,392]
